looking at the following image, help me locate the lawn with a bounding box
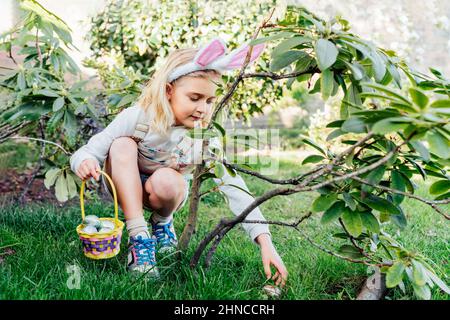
[0,147,449,300]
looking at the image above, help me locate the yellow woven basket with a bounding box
[76,170,124,260]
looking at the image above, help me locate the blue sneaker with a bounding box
[127,230,159,278]
[151,219,178,254]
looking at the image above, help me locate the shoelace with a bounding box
[152,222,176,247]
[132,236,156,265]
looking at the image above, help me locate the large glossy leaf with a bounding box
[429,180,450,195]
[272,36,312,57]
[320,68,334,100]
[386,261,405,288]
[356,193,401,215]
[314,39,338,71]
[54,173,68,202]
[321,201,345,224]
[341,117,367,133]
[427,130,450,159]
[390,171,406,205]
[360,211,380,233]
[338,245,365,259]
[270,50,308,72]
[342,208,363,237]
[409,87,429,110]
[44,168,61,189]
[362,165,386,193]
[312,194,338,213]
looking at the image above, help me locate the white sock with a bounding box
[151,212,173,225]
[126,216,149,237]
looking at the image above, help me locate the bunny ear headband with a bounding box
[167,37,266,83]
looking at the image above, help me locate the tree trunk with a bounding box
[356,268,387,300]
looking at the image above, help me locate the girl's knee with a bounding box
[109,137,137,161]
[147,168,186,201]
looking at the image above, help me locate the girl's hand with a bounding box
[256,233,288,287]
[76,159,101,181]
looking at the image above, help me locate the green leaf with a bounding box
[409,87,429,110]
[411,283,431,300]
[66,172,78,198]
[424,268,450,294]
[300,136,326,155]
[372,118,410,135]
[224,164,237,177]
[357,194,402,215]
[302,154,325,165]
[314,39,338,71]
[360,211,380,233]
[17,72,26,90]
[430,99,450,109]
[225,184,254,198]
[320,68,334,100]
[343,60,365,80]
[341,117,367,133]
[250,31,296,45]
[116,94,136,108]
[272,36,312,57]
[270,50,308,72]
[410,141,430,162]
[54,173,68,202]
[411,260,428,286]
[340,83,362,119]
[214,162,225,179]
[212,121,226,137]
[427,130,450,159]
[386,261,405,288]
[337,245,365,259]
[36,89,60,97]
[293,53,315,74]
[342,208,363,237]
[343,192,357,211]
[390,171,406,205]
[44,168,61,189]
[312,194,338,213]
[52,96,65,112]
[326,129,345,141]
[321,201,345,224]
[361,82,412,105]
[429,180,450,195]
[390,207,407,230]
[362,165,386,193]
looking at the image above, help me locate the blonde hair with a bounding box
[136,48,222,135]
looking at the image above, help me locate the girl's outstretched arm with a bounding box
[205,138,288,286]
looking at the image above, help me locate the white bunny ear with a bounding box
[216,42,265,70]
[194,37,228,67]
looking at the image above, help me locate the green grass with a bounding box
[0,156,449,300]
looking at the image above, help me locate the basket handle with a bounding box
[80,169,119,224]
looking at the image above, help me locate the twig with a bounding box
[293,226,392,268]
[339,173,450,220]
[5,136,70,155]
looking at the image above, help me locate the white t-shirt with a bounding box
[70,104,271,244]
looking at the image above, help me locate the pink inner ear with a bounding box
[226,43,265,69]
[195,39,226,67]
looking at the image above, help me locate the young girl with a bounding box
[70,37,287,286]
